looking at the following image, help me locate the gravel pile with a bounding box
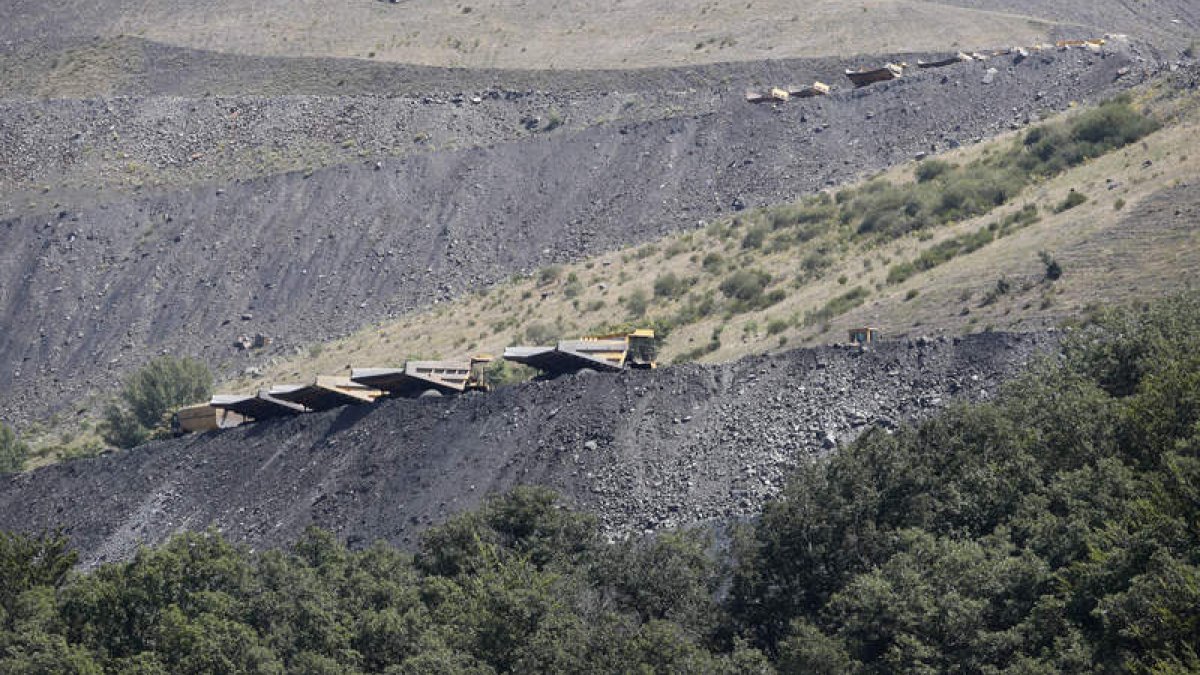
[0,331,1056,567]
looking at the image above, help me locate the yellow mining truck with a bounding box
[503,329,657,376]
[350,356,493,398]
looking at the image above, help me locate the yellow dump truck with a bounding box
[503,329,657,376]
[350,356,493,398]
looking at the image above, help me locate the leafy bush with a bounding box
[741,225,768,250]
[1054,190,1088,213]
[0,423,28,473]
[102,356,213,448]
[653,272,688,300]
[522,321,558,344]
[766,318,790,335]
[1039,250,1063,280]
[834,99,1152,239]
[718,269,774,311]
[537,265,562,285]
[803,287,870,326]
[886,227,995,284]
[626,288,649,318]
[914,158,953,183]
[701,253,725,274]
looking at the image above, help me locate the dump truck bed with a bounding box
[845,63,903,87]
[269,376,382,411]
[502,343,625,375]
[210,390,306,419]
[351,360,481,397]
[174,404,246,434]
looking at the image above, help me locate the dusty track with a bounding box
[0,332,1054,567]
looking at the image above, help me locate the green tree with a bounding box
[0,423,27,473]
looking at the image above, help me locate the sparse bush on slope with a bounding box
[101,356,213,449]
[0,423,28,473]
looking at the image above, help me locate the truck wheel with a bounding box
[576,368,598,376]
[419,389,443,398]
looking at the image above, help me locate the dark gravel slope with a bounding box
[0,47,1140,421]
[0,332,1055,567]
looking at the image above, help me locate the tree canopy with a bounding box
[4,294,1200,672]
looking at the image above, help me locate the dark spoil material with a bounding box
[0,331,1056,567]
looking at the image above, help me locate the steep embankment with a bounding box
[0,47,1140,422]
[0,332,1054,567]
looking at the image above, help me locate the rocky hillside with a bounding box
[0,45,1148,422]
[0,331,1054,567]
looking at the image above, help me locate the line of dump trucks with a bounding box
[173,327,881,435]
[745,37,1117,103]
[174,329,659,434]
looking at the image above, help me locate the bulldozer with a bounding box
[503,329,657,376]
[351,355,493,398]
[848,326,881,346]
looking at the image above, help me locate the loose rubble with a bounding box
[0,332,1056,567]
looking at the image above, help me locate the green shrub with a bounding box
[1020,98,1159,176]
[887,227,995,284]
[0,423,28,473]
[803,287,869,326]
[626,288,649,318]
[101,402,149,449]
[914,159,952,183]
[1039,251,1062,281]
[766,318,791,335]
[653,272,688,300]
[799,251,832,279]
[1054,190,1088,213]
[101,356,213,449]
[523,322,558,344]
[979,276,1012,306]
[701,253,725,274]
[538,265,562,285]
[904,288,919,301]
[719,269,772,303]
[122,357,212,429]
[741,225,768,250]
